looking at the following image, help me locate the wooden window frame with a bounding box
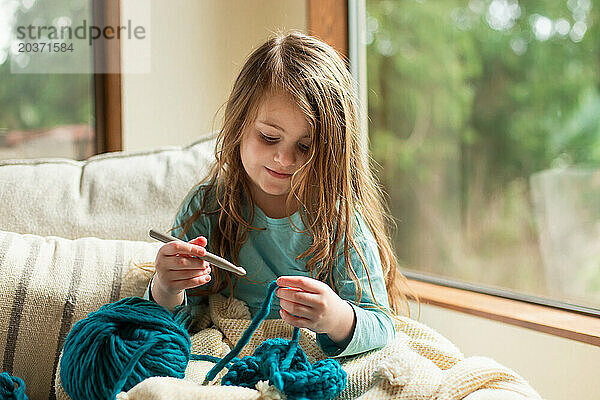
[308,0,349,59]
[407,278,600,347]
[311,0,600,348]
[92,0,122,153]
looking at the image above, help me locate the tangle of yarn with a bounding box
[0,372,28,400]
[195,281,346,399]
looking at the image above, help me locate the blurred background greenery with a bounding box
[0,0,93,159]
[366,0,600,309]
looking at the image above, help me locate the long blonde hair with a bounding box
[176,31,413,316]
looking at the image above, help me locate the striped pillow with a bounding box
[0,230,160,400]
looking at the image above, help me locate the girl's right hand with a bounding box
[152,236,212,300]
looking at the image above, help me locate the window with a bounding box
[0,0,123,160]
[365,0,600,312]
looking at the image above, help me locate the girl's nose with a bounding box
[274,147,295,167]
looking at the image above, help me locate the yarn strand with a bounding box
[201,280,280,383]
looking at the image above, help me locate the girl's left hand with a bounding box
[276,275,356,345]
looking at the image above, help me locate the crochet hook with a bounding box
[149,229,247,276]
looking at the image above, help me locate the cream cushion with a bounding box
[0,136,215,241]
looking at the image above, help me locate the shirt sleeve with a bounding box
[316,214,395,358]
[142,276,188,306]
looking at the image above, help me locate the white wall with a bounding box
[411,302,600,400]
[120,0,308,151]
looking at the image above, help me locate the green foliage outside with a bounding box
[0,0,92,135]
[366,0,600,308]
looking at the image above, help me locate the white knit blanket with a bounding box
[106,294,543,400]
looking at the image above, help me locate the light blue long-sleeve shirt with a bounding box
[145,185,395,358]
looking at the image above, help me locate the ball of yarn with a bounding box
[60,297,191,400]
[0,372,28,400]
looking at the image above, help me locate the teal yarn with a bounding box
[0,372,28,399]
[195,281,347,400]
[60,297,191,400]
[60,281,346,400]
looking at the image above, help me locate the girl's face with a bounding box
[240,91,311,216]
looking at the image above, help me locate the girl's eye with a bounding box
[298,143,310,153]
[260,132,278,143]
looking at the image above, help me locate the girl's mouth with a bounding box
[265,167,292,179]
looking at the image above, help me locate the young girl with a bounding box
[145,31,411,357]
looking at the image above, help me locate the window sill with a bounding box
[406,279,600,347]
